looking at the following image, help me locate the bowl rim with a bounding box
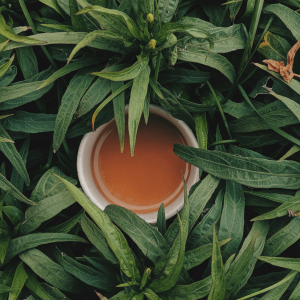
[77,104,199,223]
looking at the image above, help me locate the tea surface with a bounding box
[91,114,190,213]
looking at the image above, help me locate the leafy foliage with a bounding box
[1,0,300,299]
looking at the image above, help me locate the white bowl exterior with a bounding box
[77,104,199,223]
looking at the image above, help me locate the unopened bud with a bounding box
[147,13,154,23]
[148,39,156,49]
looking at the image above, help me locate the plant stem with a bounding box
[154,0,161,28]
[154,52,161,82]
[240,67,258,84]
[226,3,272,101]
[209,139,238,148]
[63,139,71,158]
[18,0,58,70]
[207,81,232,139]
[188,62,232,139]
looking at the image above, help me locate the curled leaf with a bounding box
[263,38,300,83]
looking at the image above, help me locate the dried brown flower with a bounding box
[263,38,300,83]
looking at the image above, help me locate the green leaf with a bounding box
[179,24,246,54]
[81,213,118,264]
[159,68,210,84]
[67,31,132,64]
[157,0,180,23]
[93,54,149,81]
[69,0,88,32]
[157,203,166,236]
[218,181,245,262]
[258,31,290,64]
[67,102,114,138]
[156,84,195,128]
[3,32,128,54]
[30,167,77,203]
[230,220,269,298]
[40,0,67,18]
[43,209,84,233]
[155,23,213,50]
[0,55,14,79]
[2,207,23,227]
[3,233,88,264]
[279,145,300,161]
[164,174,220,246]
[159,276,212,300]
[0,125,30,186]
[202,4,225,27]
[10,137,30,194]
[0,14,45,45]
[149,214,186,293]
[25,269,53,300]
[184,239,230,271]
[53,247,118,291]
[173,145,300,189]
[0,173,34,205]
[254,63,300,96]
[53,67,95,151]
[19,190,76,235]
[251,193,300,221]
[260,256,300,272]
[38,57,102,90]
[258,218,300,262]
[16,45,38,80]
[194,112,208,151]
[178,45,236,83]
[0,262,17,300]
[76,5,143,41]
[237,270,298,300]
[229,100,299,133]
[270,92,300,123]
[187,188,223,250]
[259,273,295,300]
[229,0,243,21]
[0,285,20,294]
[8,262,27,300]
[0,67,54,110]
[80,256,118,277]
[129,65,150,156]
[19,248,81,293]
[208,223,225,300]
[55,175,141,281]
[0,62,16,88]
[223,232,258,300]
[92,81,133,129]
[143,90,150,124]
[0,137,13,143]
[264,4,300,40]
[0,235,10,265]
[76,77,111,118]
[41,24,74,32]
[104,205,169,264]
[289,277,300,299]
[143,288,160,300]
[2,111,56,133]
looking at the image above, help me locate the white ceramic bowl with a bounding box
[77,104,199,223]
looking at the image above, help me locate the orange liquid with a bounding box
[91,114,190,213]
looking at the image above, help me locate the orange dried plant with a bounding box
[263,39,300,83]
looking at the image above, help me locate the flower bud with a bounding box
[148,39,156,49]
[140,268,151,290]
[147,13,154,23]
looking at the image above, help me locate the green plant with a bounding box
[3,0,300,299]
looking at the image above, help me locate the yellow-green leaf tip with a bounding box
[147,13,154,23]
[149,39,156,49]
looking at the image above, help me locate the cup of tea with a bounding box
[77,104,199,223]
